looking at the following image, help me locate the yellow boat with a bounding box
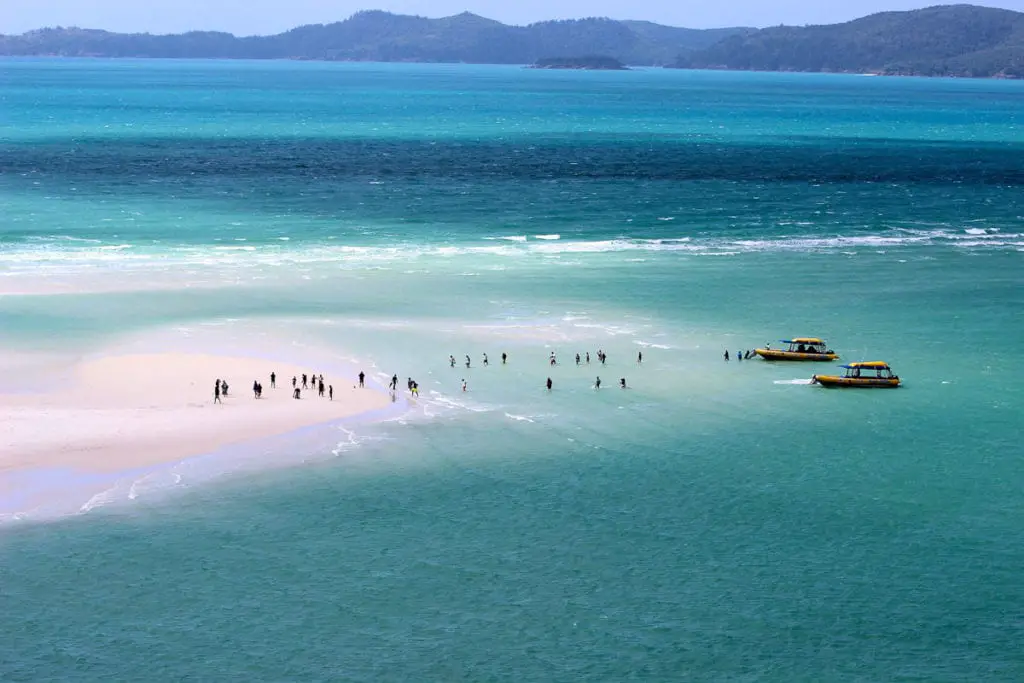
[812,361,901,388]
[755,338,838,362]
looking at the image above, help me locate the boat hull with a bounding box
[812,375,901,388]
[755,349,838,362]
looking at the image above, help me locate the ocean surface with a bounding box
[1,59,1023,680]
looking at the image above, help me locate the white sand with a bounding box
[0,352,392,475]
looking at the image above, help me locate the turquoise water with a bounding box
[1,60,1023,680]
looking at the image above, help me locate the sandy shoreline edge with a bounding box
[0,351,397,512]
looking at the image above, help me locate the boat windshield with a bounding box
[788,342,826,353]
[843,366,894,379]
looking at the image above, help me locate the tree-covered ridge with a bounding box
[530,55,627,70]
[0,11,751,66]
[672,4,1024,78]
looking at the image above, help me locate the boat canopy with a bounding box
[781,338,825,345]
[842,362,890,369]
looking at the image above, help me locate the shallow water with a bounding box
[1,60,1022,680]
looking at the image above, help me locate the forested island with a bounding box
[530,56,627,70]
[1,5,1022,78]
[672,5,1024,78]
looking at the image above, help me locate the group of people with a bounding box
[213,378,230,403]
[213,347,645,406]
[441,349,639,395]
[290,372,334,400]
[724,350,757,361]
[451,352,509,368]
[213,369,378,403]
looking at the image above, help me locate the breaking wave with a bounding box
[1,227,1019,274]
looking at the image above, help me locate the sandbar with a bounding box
[0,352,392,478]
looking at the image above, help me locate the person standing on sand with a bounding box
[302,374,308,389]
[222,381,229,396]
[214,382,222,404]
[329,385,333,400]
[358,371,365,388]
[253,380,260,399]
[270,372,276,388]
[293,386,301,399]
[319,380,325,397]
[292,376,297,389]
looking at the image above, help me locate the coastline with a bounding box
[0,343,403,520]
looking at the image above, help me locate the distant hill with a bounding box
[0,11,752,66]
[530,55,627,70]
[672,4,1024,78]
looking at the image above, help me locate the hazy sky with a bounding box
[2,0,1023,35]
